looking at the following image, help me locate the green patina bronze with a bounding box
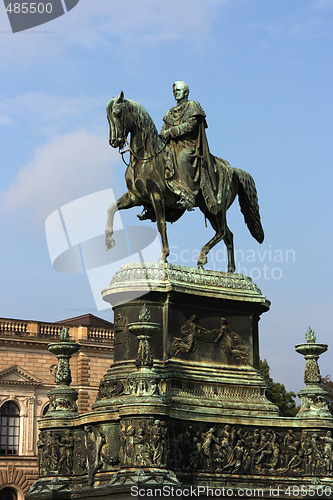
[105,82,264,272]
[295,329,332,420]
[46,327,80,417]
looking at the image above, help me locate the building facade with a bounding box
[0,314,114,499]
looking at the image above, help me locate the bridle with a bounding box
[108,101,167,167]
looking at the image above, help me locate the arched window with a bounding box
[42,403,50,416]
[0,401,20,455]
[0,486,18,500]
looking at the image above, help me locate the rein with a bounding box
[119,138,167,167]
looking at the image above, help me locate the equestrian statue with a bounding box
[105,81,264,272]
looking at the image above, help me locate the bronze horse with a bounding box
[105,91,264,271]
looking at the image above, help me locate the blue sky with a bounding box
[0,0,332,393]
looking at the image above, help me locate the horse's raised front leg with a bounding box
[150,190,169,262]
[105,192,140,251]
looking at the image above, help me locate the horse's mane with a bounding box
[126,99,160,150]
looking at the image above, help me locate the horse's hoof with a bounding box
[197,255,207,268]
[105,237,115,251]
[158,255,168,264]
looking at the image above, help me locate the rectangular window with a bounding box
[0,402,20,455]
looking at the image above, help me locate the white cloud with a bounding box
[1,129,121,221]
[70,0,219,47]
[0,0,230,64]
[0,93,107,137]
[251,16,327,42]
[313,0,333,10]
[0,113,13,125]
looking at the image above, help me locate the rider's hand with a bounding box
[160,130,170,142]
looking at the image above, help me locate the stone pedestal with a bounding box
[94,263,277,420]
[27,264,333,500]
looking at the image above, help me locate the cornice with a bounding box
[0,336,113,352]
[0,380,42,386]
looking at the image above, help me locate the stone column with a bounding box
[77,352,90,413]
[46,327,80,416]
[295,327,333,420]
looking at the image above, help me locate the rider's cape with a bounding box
[162,100,232,216]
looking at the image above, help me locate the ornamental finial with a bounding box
[305,326,316,343]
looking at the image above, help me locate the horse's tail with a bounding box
[235,168,264,243]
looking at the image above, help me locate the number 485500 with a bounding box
[6,3,53,14]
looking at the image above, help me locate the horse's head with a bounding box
[106,91,130,149]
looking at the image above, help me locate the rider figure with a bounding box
[160,81,212,211]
